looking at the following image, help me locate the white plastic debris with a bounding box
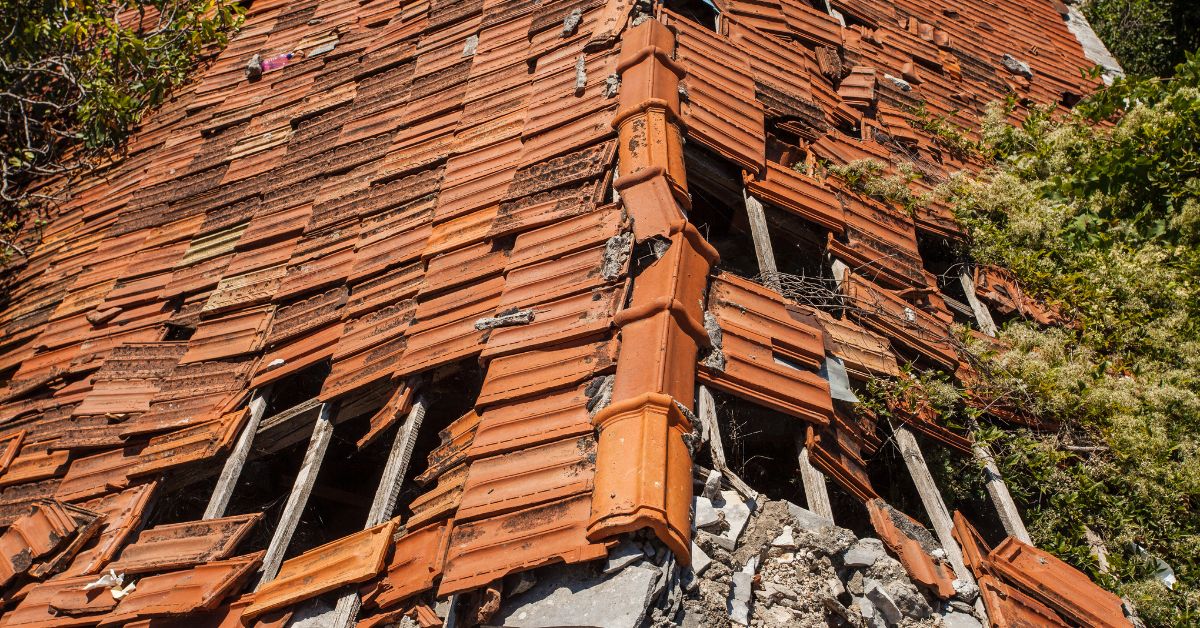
[267,358,286,368]
[111,581,137,600]
[83,569,124,592]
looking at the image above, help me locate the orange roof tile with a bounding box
[246,520,397,618]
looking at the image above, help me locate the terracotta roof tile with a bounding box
[476,338,616,407]
[700,274,833,424]
[668,13,767,176]
[98,552,264,625]
[989,537,1128,628]
[1,573,118,626]
[438,493,607,595]
[107,514,260,575]
[0,500,100,586]
[457,434,595,521]
[362,521,452,611]
[246,520,397,618]
[62,482,156,576]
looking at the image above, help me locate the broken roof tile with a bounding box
[98,552,264,625]
[407,464,468,529]
[989,537,1129,628]
[745,162,845,233]
[180,306,274,365]
[481,285,621,358]
[107,513,260,575]
[362,520,452,612]
[701,275,834,425]
[0,500,99,587]
[63,482,156,577]
[246,519,397,618]
[2,573,118,626]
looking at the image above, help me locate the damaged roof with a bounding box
[0,0,1126,624]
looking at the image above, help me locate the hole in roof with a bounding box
[162,323,196,342]
[663,0,719,31]
[701,388,807,505]
[684,145,760,279]
[917,233,978,328]
[766,206,831,280]
[265,360,331,417]
[391,360,485,530]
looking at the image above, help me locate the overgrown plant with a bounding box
[1081,0,1200,78]
[857,54,1200,626]
[827,158,927,215]
[0,0,244,257]
[906,105,980,161]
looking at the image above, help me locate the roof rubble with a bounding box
[0,0,1136,624]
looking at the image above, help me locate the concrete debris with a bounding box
[952,579,979,602]
[848,570,865,596]
[496,562,660,628]
[691,541,712,576]
[648,235,672,259]
[575,53,587,94]
[855,596,880,627]
[245,53,263,80]
[601,232,634,280]
[729,571,753,625]
[786,501,835,532]
[843,538,885,568]
[1001,54,1033,78]
[940,610,984,628]
[695,491,753,551]
[882,74,913,92]
[694,498,721,530]
[604,73,621,98]
[561,8,583,36]
[604,540,646,574]
[474,308,536,330]
[770,526,796,549]
[308,40,337,57]
[585,374,615,416]
[678,499,964,628]
[288,597,336,627]
[462,34,478,56]
[865,579,903,625]
[701,311,726,371]
[702,469,722,500]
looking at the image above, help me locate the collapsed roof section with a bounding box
[0,0,1127,625]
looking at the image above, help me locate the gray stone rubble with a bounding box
[489,489,986,628]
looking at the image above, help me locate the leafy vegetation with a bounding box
[0,0,243,256]
[849,54,1200,626]
[905,104,980,161]
[1082,0,1200,77]
[826,159,927,215]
